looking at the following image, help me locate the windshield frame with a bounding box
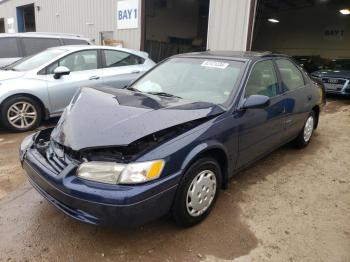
[128,56,248,109]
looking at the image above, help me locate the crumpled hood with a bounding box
[0,70,26,81]
[312,69,350,79]
[51,87,225,151]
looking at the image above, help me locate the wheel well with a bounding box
[312,105,320,129]
[1,94,47,119]
[187,148,229,189]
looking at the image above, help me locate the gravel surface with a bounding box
[0,97,349,262]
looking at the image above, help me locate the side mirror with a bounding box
[242,95,270,110]
[53,66,70,79]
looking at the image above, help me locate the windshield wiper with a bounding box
[146,92,182,99]
[2,67,17,71]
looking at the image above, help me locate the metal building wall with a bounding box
[0,0,34,32]
[0,0,141,50]
[207,0,254,51]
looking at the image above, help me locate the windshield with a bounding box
[131,58,244,105]
[8,49,67,72]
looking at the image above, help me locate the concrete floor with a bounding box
[0,97,349,262]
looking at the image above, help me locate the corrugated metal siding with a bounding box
[0,0,141,50]
[207,0,252,51]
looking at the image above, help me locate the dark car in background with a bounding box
[311,59,350,95]
[20,51,325,228]
[293,55,325,74]
[0,32,94,67]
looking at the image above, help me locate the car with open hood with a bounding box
[20,51,325,227]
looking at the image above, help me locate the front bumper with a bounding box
[21,132,181,227]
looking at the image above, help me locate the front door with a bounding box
[236,59,285,169]
[46,50,103,115]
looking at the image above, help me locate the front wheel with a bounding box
[0,96,42,132]
[293,111,315,148]
[171,157,222,227]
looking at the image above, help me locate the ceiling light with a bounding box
[339,9,350,15]
[268,18,280,23]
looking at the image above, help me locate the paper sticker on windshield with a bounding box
[201,61,229,69]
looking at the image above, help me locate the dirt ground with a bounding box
[0,97,349,262]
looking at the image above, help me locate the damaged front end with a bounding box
[25,117,212,176]
[78,117,210,163]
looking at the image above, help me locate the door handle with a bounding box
[89,76,100,80]
[307,95,312,101]
[131,70,141,74]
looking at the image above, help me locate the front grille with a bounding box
[44,142,70,174]
[33,128,77,174]
[322,78,346,85]
[321,78,347,91]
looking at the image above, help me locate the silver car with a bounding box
[0,45,155,131]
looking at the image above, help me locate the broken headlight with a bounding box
[77,160,164,185]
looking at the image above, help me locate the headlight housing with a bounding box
[77,160,165,185]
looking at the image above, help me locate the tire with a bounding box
[0,96,42,132]
[171,157,222,227]
[293,111,316,149]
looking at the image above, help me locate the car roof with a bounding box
[46,45,150,58]
[175,50,290,61]
[0,32,91,40]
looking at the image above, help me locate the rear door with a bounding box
[45,49,103,114]
[101,49,146,88]
[236,59,286,168]
[275,59,312,140]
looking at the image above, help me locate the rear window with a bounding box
[22,37,61,56]
[104,50,145,67]
[62,39,90,45]
[0,38,20,58]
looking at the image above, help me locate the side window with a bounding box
[104,50,145,68]
[62,39,90,45]
[22,38,61,56]
[45,61,59,75]
[245,60,279,98]
[0,38,20,58]
[276,59,305,91]
[47,50,98,73]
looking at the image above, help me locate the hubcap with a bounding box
[186,170,217,217]
[7,102,37,129]
[303,116,314,142]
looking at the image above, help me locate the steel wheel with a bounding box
[6,102,38,129]
[186,170,217,217]
[303,115,314,142]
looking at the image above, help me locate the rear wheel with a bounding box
[0,96,42,132]
[171,157,221,227]
[293,111,315,148]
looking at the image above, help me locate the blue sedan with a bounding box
[20,51,325,228]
